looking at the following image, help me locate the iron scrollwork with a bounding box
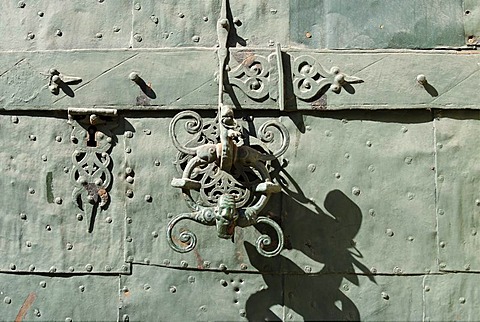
[68,108,117,232]
[167,106,289,257]
[292,55,363,100]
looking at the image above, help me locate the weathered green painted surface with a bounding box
[1,0,480,321]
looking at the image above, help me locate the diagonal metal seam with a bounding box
[430,67,480,103]
[351,55,388,75]
[166,78,214,106]
[52,53,139,105]
[0,58,26,78]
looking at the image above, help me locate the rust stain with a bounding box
[193,249,204,269]
[15,292,37,322]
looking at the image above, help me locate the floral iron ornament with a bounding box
[167,106,289,257]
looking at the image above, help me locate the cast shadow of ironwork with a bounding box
[245,165,375,321]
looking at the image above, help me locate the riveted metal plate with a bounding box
[279,110,436,274]
[0,0,132,51]
[464,0,480,46]
[290,0,466,49]
[284,275,424,321]
[119,264,283,321]
[124,113,283,272]
[435,110,480,272]
[424,273,480,321]
[131,0,289,49]
[0,114,128,273]
[0,273,118,321]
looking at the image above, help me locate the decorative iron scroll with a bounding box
[68,108,117,232]
[292,55,363,100]
[167,106,289,257]
[228,43,284,109]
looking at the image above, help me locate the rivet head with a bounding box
[408,236,414,241]
[335,173,341,179]
[125,167,133,174]
[459,297,466,304]
[144,194,152,202]
[125,147,132,153]
[126,217,133,224]
[404,157,413,164]
[169,286,177,293]
[381,292,389,300]
[55,197,63,204]
[181,260,188,268]
[239,309,246,317]
[18,1,26,8]
[9,263,16,270]
[39,281,47,288]
[393,266,402,274]
[134,34,143,42]
[66,242,73,250]
[79,285,85,292]
[11,116,19,123]
[163,259,170,265]
[29,135,36,141]
[113,26,120,32]
[20,213,27,220]
[203,16,208,21]
[27,32,35,40]
[105,217,112,223]
[122,314,130,322]
[49,266,57,273]
[439,262,447,269]
[134,2,141,10]
[68,266,75,272]
[178,12,185,18]
[56,29,63,37]
[304,266,312,273]
[152,231,158,238]
[126,236,133,242]
[65,318,72,322]
[439,241,446,248]
[95,32,103,38]
[417,74,427,85]
[370,267,377,274]
[41,154,47,161]
[352,187,361,196]
[219,264,227,271]
[368,209,375,217]
[154,160,161,166]
[37,11,44,17]
[203,261,211,268]
[126,189,134,198]
[150,15,159,24]
[307,164,316,172]
[29,265,35,271]
[188,276,195,283]
[125,131,133,138]
[438,209,445,215]
[240,264,248,270]
[26,241,32,247]
[144,283,151,290]
[475,199,480,207]
[220,279,228,287]
[85,264,93,272]
[366,141,372,147]
[4,297,11,304]
[424,285,430,292]
[192,35,200,42]
[126,176,134,184]
[76,213,83,221]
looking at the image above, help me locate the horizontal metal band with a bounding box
[1,49,480,111]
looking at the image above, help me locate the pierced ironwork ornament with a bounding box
[68,108,117,233]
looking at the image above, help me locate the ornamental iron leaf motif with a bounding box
[68,108,117,233]
[167,106,289,257]
[228,43,284,107]
[292,55,363,100]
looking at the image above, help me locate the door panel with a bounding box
[436,110,480,272]
[0,114,128,273]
